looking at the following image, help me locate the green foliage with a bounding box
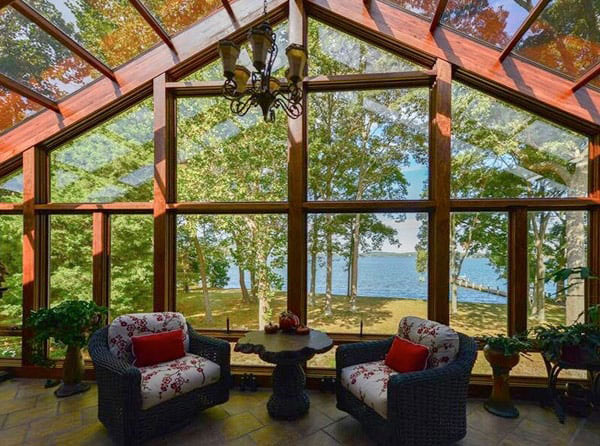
[208,258,230,289]
[533,323,600,363]
[483,334,531,357]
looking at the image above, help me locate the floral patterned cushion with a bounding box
[108,312,190,363]
[139,353,220,410]
[340,360,398,419]
[398,316,459,369]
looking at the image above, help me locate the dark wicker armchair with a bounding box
[336,332,477,446]
[89,322,230,445]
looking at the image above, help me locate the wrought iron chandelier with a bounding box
[217,0,307,122]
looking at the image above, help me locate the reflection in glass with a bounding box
[452,82,588,198]
[24,0,159,68]
[0,87,43,134]
[51,99,154,203]
[384,0,437,19]
[307,213,428,335]
[110,215,153,320]
[0,6,100,100]
[449,212,508,337]
[0,169,23,203]
[308,20,420,76]
[50,214,93,306]
[515,0,600,78]
[527,211,588,328]
[308,89,429,201]
[441,0,540,48]
[0,215,23,328]
[176,214,287,330]
[142,0,222,36]
[177,98,287,202]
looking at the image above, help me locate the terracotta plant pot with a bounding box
[55,345,90,398]
[483,345,520,418]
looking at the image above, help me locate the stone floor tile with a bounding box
[25,410,82,441]
[570,426,600,446]
[287,430,341,446]
[3,404,58,429]
[248,423,302,446]
[51,422,112,446]
[0,423,29,446]
[219,412,263,440]
[323,416,376,446]
[509,418,574,446]
[467,406,523,437]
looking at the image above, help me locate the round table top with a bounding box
[235,329,333,359]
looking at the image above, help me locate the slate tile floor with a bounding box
[0,378,598,445]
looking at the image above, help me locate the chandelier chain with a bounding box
[263,0,268,16]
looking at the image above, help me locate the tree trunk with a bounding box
[309,222,318,305]
[450,217,458,314]
[191,232,213,323]
[533,235,546,323]
[565,210,586,324]
[256,246,270,329]
[239,266,251,302]
[325,216,333,317]
[349,214,361,312]
[250,269,257,300]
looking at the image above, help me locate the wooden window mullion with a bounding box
[508,207,528,336]
[589,134,600,310]
[93,212,110,311]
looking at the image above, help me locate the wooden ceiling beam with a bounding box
[11,0,116,82]
[499,0,550,62]
[429,0,448,33]
[306,0,600,134]
[0,73,59,113]
[0,0,15,9]
[221,0,236,22]
[128,0,176,53]
[573,62,600,92]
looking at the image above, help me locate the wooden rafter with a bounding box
[128,0,176,52]
[429,0,448,33]
[11,0,116,82]
[0,0,14,9]
[573,62,600,92]
[221,0,236,21]
[0,72,59,112]
[499,0,550,62]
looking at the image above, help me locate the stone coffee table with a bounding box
[235,329,333,420]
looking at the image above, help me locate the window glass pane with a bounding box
[142,0,223,36]
[0,337,21,359]
[449,212,508,337]
[50,214,93,306]
[473,351,586,378]
[308,20,421,76]
[177,99,287,202]
[110,215,153,320]
[384,0,437,19]
[527,210,587,329]
[452,82,588,198]
[441,1,540,48]
[309,89,429,201]
[176,214,288,330]
[0,6,100,100]
[307,345,337,369]
[0,215,23,328]
[51,99,154,203]
[515,0,600,78]
[184,21,289,81]
[24,0,160,68]
[307,213,428,335]
[230,343,274,367]
[0,169,23,203]
[0,87,43,134]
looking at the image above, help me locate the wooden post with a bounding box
[428,59,452,325]
[588,134,600,310]
[92,212,110,311]
[153,74,177,312]
[508,208,528,336]
[287,0,308,323]
[22,147,49,365]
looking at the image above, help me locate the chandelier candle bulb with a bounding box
[269,77,281,92]
[218,40,240,79]
[234,66,251,93]
[286,44,307,84]
[249,24,273,71]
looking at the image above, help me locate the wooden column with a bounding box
[287,0,308,322]
[428,59,452,325]
[508,207,528,335]
[589,134,600,310]
[93,212,110,311]
[21,147,49,365]
[153,74,176,312]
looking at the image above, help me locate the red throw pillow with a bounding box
[385,336,430,373]
[132,329,185,367]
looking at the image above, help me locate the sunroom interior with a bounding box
[0,0,599,445]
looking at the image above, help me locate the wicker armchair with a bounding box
[336,331,477,446]
[89,320,230,446]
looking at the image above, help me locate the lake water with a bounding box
[226,254,509,305]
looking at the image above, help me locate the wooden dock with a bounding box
[452,277,507,297]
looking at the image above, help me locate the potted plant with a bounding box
[0,260,8,299]
[27,300,106,397]
[482,334,531,418]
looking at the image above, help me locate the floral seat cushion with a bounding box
[108,312,190,363]
[340,360,398,419]
[398,316,459,369]
[139,353,221,410]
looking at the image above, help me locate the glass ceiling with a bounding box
[0,0,598,138]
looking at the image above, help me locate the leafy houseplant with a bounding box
[482,334,531,418]
[27,300,106,397]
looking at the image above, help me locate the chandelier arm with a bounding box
[230,94,255,117]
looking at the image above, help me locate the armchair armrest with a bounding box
[187,324,231,380]
[336,337,394,371]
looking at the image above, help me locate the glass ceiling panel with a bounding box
[0,86,43,134]
[592,76,600,89]
[0,168,23,203]
[384,0,437,19]
[24,0,160,68]
[441,0,541,48]
[0,6,100,100]
[515,0,600,78]
[141,0,223,36]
